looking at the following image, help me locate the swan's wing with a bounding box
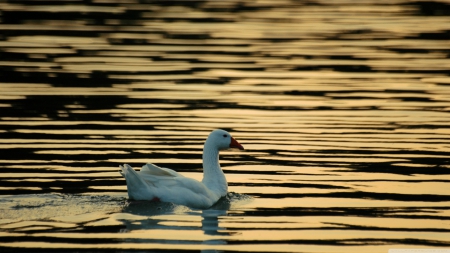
[120,164,157,200]
[139,165,207,195]
[140,163,183,177]
[120,164,218,208]
[156,176,218,208]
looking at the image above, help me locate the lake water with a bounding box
[1,0,450,252]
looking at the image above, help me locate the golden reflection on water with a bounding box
[1,0,450,252]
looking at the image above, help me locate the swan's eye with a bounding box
[223,134,228,138]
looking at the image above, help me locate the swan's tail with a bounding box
[119,164,134,177]
[119,164,126,177]
[119,164,156,200]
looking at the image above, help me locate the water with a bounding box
[1,0,450,252]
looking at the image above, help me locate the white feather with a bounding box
[119,129,244,209]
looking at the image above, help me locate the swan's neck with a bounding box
[202,142,227,198]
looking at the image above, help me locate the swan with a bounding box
[119,129,244,209]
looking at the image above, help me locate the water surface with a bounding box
[1,0,450,252]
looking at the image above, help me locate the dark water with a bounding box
[1,0,450,252]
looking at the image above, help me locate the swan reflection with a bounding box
[118,194,248,250]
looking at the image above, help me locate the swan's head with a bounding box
[207,129,244,151]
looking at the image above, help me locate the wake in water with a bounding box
[122,191,253,216]
[0,192,252,222]
[0,193,127,221]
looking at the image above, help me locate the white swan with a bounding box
[119,129,244,209]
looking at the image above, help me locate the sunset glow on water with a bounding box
[1,0,450,252]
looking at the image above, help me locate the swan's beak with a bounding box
[230,137,244,150]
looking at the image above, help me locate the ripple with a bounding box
[1,0,450,252]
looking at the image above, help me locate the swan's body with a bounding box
[120,129,244,209]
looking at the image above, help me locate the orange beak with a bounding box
[229,137,244,150]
